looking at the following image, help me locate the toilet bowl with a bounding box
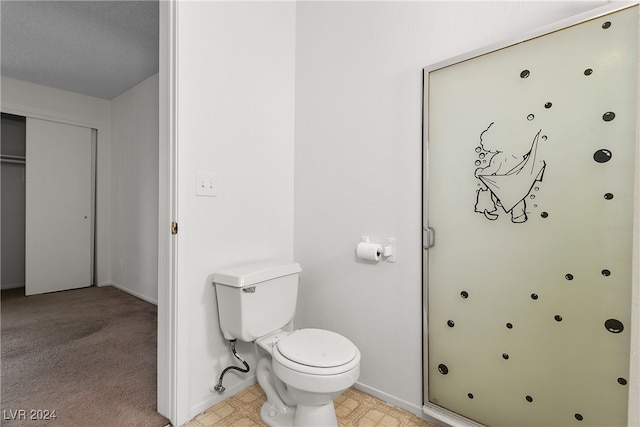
[256,328,361,427]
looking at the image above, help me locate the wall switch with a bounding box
[196,173,217,197]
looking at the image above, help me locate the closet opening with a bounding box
[1,112,97,295]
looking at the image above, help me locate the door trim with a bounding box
[158,0,189,425]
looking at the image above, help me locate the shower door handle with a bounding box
[423,227,435,249]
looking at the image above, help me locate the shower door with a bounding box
[423,5,638,426]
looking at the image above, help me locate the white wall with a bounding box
[174,1,296,418]
[110,74,159,303]
[1,76,112,286]
[293,0,611,419]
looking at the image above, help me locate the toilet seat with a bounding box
[273,328,360,376]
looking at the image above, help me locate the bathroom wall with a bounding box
[293,0,611,418]
[173,1,296,418]
[1,76,112,285]
[110,74,159,303]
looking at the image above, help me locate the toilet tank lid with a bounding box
[213,261,301,287]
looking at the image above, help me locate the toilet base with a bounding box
[294,402,338,427]
[260,401,295,427]
[259,401,338,427]
[255,342,355,427]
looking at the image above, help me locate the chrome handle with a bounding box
[423,227,435,249]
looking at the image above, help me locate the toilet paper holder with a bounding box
[358,236,395,262]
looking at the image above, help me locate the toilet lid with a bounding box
[276,328,358,368]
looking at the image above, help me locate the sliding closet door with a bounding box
[26,118,93,296]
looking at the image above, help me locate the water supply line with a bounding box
[213,340,250,393]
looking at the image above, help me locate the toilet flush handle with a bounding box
[242,286,256,293]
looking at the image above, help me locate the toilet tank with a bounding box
[213,261,302,341]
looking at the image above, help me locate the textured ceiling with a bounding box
[1,1,159,100]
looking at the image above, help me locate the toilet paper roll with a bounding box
[356,242,382,262]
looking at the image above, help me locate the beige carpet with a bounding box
[1,286,169,427]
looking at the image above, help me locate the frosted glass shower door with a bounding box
[423,5,638,427]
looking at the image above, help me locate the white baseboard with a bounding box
[353,382,446,426]
[190,375,257,421]
[108,282,158,305]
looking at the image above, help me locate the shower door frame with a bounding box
[422,3,640,426]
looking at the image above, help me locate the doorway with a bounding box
[0,114,96,296]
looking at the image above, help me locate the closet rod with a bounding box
[0,155,26,165]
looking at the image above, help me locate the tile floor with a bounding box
[182,384,440,427]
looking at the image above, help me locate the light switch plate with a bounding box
[196,173,217,197]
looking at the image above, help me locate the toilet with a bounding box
[213,261,361,427]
